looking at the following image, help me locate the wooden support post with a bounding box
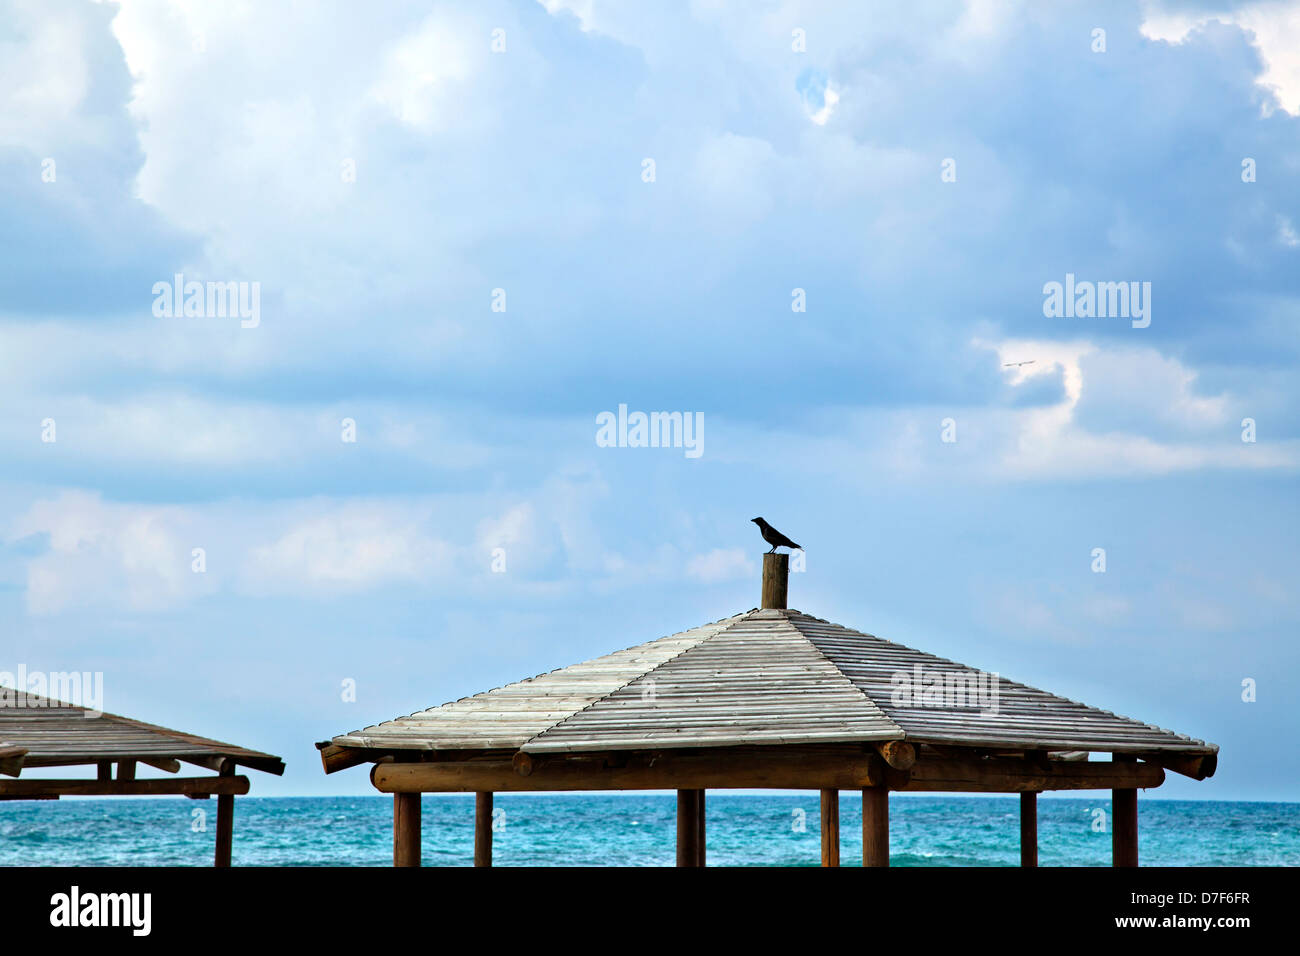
[1020,791,1038,867]
[820,789,840,867]
[475,792,493,867]
[1113,788,1138,866]
[214,794,234,867]
[1112,754,1138,867]
[862,785,889,867]
[393,792,421,867]
[676,789,704,867]
[697,789,706,867]
[761,553,789,610]
[214,759,236,868]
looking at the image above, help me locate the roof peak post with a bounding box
[761,552,788,610]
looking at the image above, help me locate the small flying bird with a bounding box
[751,517,801,553]
[1003,359,1036,367]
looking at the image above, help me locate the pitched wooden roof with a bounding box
[0,690,284,776]
[329,607,1216,758]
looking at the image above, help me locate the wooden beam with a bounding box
[820,789,840,867]
[369,747,1167,795]
[1137,751,1217,781]
[0,776,249,798]
[1025,750,1051,771]
[181,755,231,774]
[876,741,916,770]
[1050,750,1089,762]
[0,745,26,778]
[15,752,283,774]
[317,744,372,775]
[862,786,889,867]
[475,792,493,867]
[184,755,228,773]
[512,751,534,776]
[1020,792,1038,867]
[116,760,136,781]
[231,754,286,776]
[676,789,703,867]
[178,753,286,776]
[140,757,181,774]
[373,749,882,793]
[896,756,1163,793]
[393,792,421,867]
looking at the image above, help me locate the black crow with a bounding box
[751,517,800,553]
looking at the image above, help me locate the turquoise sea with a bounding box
[1,795,1296,866]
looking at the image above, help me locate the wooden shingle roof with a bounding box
[0,691,285,776]
[330,607,1216,758]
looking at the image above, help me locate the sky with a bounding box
[0,0,1297,800]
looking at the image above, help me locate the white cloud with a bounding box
[4,476,747,614]
[476,503,533,548]
[370,12,478,133]
[244,503,453,593]
[537,0,597,33]
[474,502,559,576]
[980,585,1085,646]
[9,491,201,614]
[807,82,839,126]
[980,338,1287,478]
[1141,2,1300,115]
[8,493,455,612]
[0,1,92,148]
[1079,594,1132,626]
[1278,215,1300,247]
[712,339,1300,485]
[1077,347,1231,431]
[685,547,753,584]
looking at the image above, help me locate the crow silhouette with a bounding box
[751,517,800,553]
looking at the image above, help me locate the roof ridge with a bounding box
[778,612,906,737]
[517,610,759,748]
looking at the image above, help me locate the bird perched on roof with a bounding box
[751,517,801,553]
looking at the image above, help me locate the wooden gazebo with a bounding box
[0,691,284,865]
[318,555,1217,867]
